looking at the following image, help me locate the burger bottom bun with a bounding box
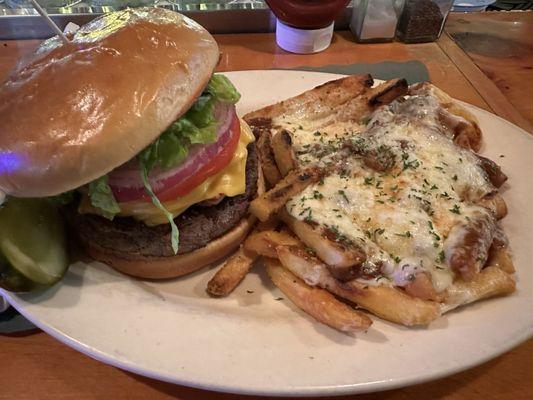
[84,214,256,279]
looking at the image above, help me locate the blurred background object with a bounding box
[0,0,528,44]
[0,0,277,38]
[1,0,270,12]
[452,0,496,11]
[0,296,9,313]
[489,0,533,9]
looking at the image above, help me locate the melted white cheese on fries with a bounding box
[284,89,495,292]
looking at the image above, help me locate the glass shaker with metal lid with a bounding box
[350,0,405,43]
[396,0,454,43]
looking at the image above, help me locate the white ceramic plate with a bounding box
[3,71,533,397]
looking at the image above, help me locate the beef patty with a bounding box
[68,144,258,259]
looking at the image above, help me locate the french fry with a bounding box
[276,245,441,326]
[256,132,283,187]
[250,167,323,222]
[444,212,497,281]
[404,273,438,301]
[255,219,280,232]
[442,266,516,312]
[207,246,258,297]
[410,82,482,152]
[367,78,409,107]
[280,209,366,269]
[244,229,301,258]
[478,193,508,220]
[206,218,280,297]
[445,100,482,152]
[265,258,372,334]
[476,155,508,188]
[334,79,408,124]
[270,130,297,176]
[243,74,374,122]
[487,247,515,274]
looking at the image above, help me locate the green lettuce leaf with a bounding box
[139,163,180,254]
[45,191,77,206]
[153,115,218,171]
[88,176,121,220]
[139,95,217,172]
[206,74,241,104]
[187,94,216,127]
[139,74,240,173]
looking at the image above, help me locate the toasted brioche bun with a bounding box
[83,165,265,279]
[0,8,219,197]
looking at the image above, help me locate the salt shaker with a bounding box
[351,0,404,43]
[396,0,454,43]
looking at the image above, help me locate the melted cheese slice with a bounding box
[283,89,494,293]
[79,120,255,226]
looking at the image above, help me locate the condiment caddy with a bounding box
[350,0,454,43]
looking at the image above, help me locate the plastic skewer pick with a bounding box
[29,0,70,44]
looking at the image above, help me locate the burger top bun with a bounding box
[0,8,219,197]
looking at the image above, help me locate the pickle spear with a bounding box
[0,198,69,293]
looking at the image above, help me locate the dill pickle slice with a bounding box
[0,198,69,293]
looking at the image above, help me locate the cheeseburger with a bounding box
[0,8,261,279]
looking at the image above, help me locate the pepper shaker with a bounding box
[396,0,454,43]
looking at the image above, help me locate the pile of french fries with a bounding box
[206,75,516,335]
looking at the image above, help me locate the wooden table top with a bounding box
[1,11,532,400]
[446,11,533,130]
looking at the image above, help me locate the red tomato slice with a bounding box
[157,114,241,201]
[108,104,241,203]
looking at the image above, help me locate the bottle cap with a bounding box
[275,19,334,54]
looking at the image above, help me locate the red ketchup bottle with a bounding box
[265,0,350,54]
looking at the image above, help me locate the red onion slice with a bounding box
[108,101,236,202]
